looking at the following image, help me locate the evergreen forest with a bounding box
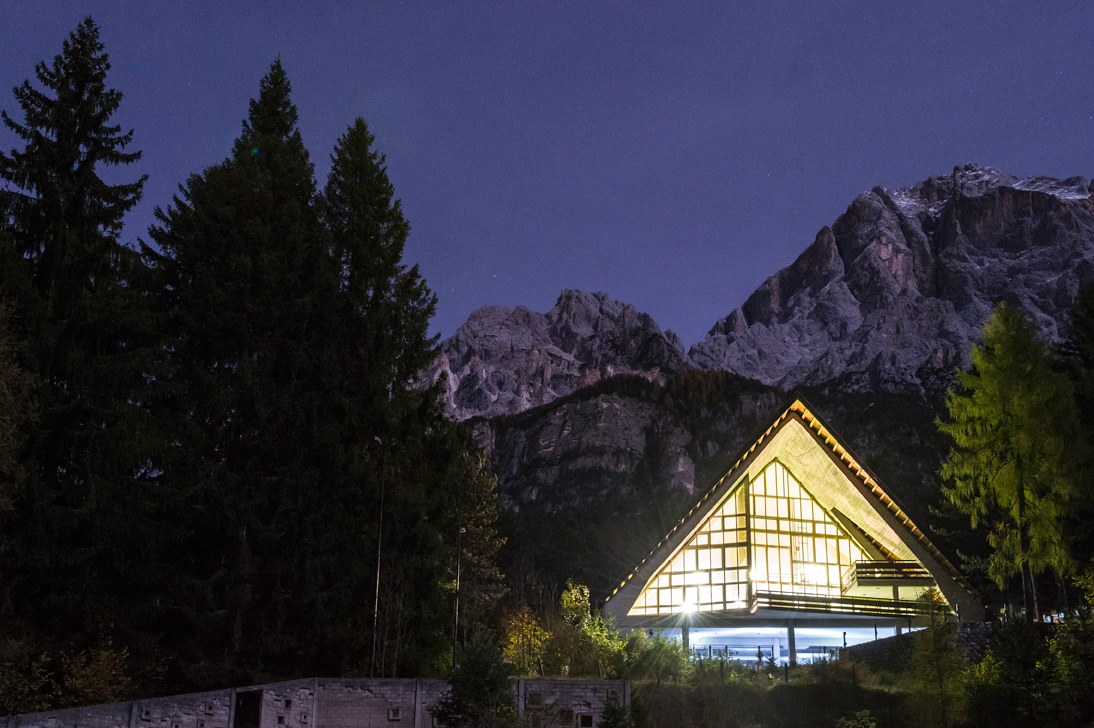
[0,18,505,704]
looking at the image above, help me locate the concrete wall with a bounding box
[3,678,630,728]
[515,680,629,728]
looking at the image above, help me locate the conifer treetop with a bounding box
[1,16,145,238]
[233,59,311,171]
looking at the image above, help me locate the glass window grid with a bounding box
[629,461,870,617]
[749,461,863,598]
[629,487,750,616]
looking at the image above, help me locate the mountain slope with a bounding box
[691,165,1094,394]
[427,289,692,420]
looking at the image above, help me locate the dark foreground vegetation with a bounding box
[435,582,1094,728]
[0,18,505,704]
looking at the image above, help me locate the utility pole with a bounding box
[452,525,466,671]
[370,436,387,678]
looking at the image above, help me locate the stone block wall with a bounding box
[3,678,629,728]
[515,680,629,728]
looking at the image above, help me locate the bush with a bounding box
[835,711,877,728]
[432,629,515,728]
[904,590,966,728]
[964,621,1055,728]
[1049,613,1094,725]
[0,652,53,715]
[620,631,690,683]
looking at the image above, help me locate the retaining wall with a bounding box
[3,678,629,728]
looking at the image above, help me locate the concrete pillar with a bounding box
[787,622,797,666]
[681,624,690,653]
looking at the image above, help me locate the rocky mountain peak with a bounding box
[691,165,1094,393]
[426,289,692,420]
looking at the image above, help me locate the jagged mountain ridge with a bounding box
[436,166,1094,421]
[691,165,1094,393]
[427,289,692,420]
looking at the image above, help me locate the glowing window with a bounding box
[628,461,873,616]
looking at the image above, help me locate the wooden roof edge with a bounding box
[788,398,975,595]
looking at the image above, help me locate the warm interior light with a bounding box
[684,571,706,585]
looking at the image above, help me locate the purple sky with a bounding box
[3,2,1092,345]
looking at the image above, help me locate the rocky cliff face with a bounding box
[691,165,1094,394]
[427,289,692,420]
[483,372,781,596]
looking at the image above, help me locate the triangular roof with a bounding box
[603,397,979,626]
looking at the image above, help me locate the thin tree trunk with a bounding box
[1017,568,1028,623]
[1021,554,1038,622]
[1016,464,1039,622]
[1030,568,1040,621]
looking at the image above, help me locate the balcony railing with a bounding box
[842,561,933,592]
[752,590,931,619]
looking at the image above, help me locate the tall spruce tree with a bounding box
[318,119,451,676]
[939,303,1081,621]
[143,60,340,683]
[0,17,158,666]
[322,118,437,406]
[316,120,509,676]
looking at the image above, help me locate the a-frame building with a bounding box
[602,398,980,663]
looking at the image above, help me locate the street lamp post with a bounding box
[452,525,466,671]
[370,436,387,678]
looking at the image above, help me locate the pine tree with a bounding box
[143,59,339,682]
[939,303,1081,621]
[315,119,455,677]
[432,629,515,728]
[0,17,158,666]
[1060,286,1094,468]
[450,449,507,643]
[908,589,966,728]
[1058,284,1094,565]
[0,17,146,298]
[321,118,437,406]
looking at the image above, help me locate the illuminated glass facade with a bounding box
[628,460,869,617]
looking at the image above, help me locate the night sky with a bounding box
[3,2,1092,345]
